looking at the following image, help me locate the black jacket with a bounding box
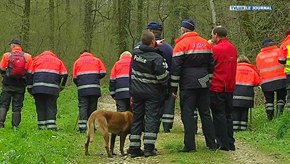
[130,44,169,98]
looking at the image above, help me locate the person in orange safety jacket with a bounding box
[109,51,132,152]
[278,29,290,112]
[73,50,106,133]
[0,38,32,128]
[256,38,287,120]
[26,51,68,130]
[170,19,217,152]
[233,55,259,131]
[109,51,132,112]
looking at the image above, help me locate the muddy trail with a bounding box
[97,94,278,164]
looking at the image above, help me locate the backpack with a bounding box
[7,52,26,77]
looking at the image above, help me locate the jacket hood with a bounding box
[238,63,258,73]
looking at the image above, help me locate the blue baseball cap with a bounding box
[9,38,21,45]
[181,19,195,31]
[145,21,163,31]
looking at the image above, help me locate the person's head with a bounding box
[211,26,227,43]
[285,29,290,37]
[262,38,276,48]
[80,49,88,55]
[8,38,21,49]
[119,51,132,59]
[237,55,251,64]
[180,19,195,36]
[141,32,156,47]
[145,21,162,36]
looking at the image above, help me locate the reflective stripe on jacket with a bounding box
[170,32,214,93]
[233,63,259,108]
[27,51,68,96]
[130,44,169,98]
[73,52,106,96]
[210,38,237,93]
[109,54,131,99]
[256,45,286,91]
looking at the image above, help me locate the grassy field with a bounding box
[0,86,290,163]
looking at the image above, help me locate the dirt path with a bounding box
[97,94,278,164]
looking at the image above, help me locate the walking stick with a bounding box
[248,108,253,130]
[73,114,79,130]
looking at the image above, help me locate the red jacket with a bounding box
[256,45,286,91]
[73,52,106,96]
[109,53,131,99]
[210,38,237,93]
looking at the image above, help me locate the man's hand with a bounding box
[156,39,164,46]
[208,39,214,45]
[172,92,178,99]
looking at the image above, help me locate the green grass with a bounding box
[1,86,290,163]
[234,106,290,163]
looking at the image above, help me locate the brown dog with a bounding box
[85,110,133,157]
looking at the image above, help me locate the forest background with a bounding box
[0,0,289,85]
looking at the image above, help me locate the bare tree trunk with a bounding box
[84,0,93,51]
[210,0,217,27]
[22,0,30,51]
[117,0,129,55]
[56,0,61,55]
[136,0,143,36]
[49,0,55,51]
[64,0,71,52]
[237,0,255,42]
[168,0,180,45]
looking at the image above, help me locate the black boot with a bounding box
[266,103,274,120]
[12,112,21,127]
[0,108,8,128]
[276,100,285,117]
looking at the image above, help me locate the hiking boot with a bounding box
[178,148,196,153]
[267,114,273,121]
[144,150,157,157]
[79,129,86,133]
[130,150,144,158]
[164,129,170,133]
[229,144,236,151]
[12,112,21,127]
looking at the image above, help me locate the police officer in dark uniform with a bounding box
[129,32,169,158]
[136,21,175,133]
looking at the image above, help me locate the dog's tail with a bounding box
[88,122,95,143]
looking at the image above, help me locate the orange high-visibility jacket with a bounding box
[109,54,131,99]
[233,63,259,108]
[256,45,286,91]
[278,35,290,64]
[170,32,214,94]
[73,52,106,96]
[26,51,68,96]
